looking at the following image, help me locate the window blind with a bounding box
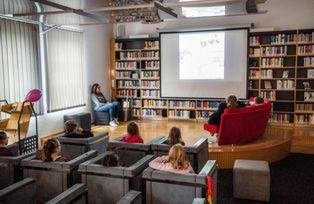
[46,29,85,112]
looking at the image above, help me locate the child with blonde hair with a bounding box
[149,144,194,174]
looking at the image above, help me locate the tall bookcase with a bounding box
[110,38,223,121]
[249,29,314,127]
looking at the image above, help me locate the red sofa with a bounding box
[204,102,271,145]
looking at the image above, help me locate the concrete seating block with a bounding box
[0,143,35,189]
[233,159,270,202]
[58,132,109,160]
[21,150,97,203]
[151,137,209,173]
[0,178,36,204]
[45,183,87,204]
[117,190,142,204]
[143,160,217,204]
[64,112,92,131]
[79,151,154,204]
[108,136,164,166]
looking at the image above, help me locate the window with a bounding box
[46,29,85,112]
[0,18,40,103]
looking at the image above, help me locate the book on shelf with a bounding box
[262,46,287,56]
[298,45,314,55]
[269,113,291,123]
[249,36,260,46]
[304,92,314,101]
[261,69,273,78]
[296,103,314,112]
[307,69,314,78]
[261,91,276,101]
[282,71,289,78]
[261,58,283,67]
[296,114,314,125]
[264,81,272,89]
[277,80,294,90]
[249,60,258,67]
[303,57,314,67]
[249,48,260,57]
[298,32,314,43]
[270,34,296,45]
[303,82,311,90]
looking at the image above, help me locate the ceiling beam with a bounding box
[30,0,109,23]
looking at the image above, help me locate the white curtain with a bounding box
[47,29,84,112]
[0,19,40,103]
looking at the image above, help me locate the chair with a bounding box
[143,160,218,204]
[64,112,92,131]
[150,137,209,173]
[0,178,36,204]
[21,150,97,203]
[94,111,110,125]
[0,136,37,189]
[58,132,109,160]
[108,136,164,167]
[79,151,154,204]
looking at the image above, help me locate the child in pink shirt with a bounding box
[149,144,194,174]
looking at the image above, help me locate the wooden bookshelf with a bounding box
[249,29,314,126]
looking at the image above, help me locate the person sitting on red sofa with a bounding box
[122,122,143,143]
[249,96,264,106]
[208,102,227,126]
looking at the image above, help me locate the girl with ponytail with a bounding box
[42,138,67,162]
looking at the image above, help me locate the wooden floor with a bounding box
[92,120,314,168]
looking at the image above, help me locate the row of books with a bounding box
[196,110,214,119]
[168,110,190,118]
[132,99,141,107]
[262,46,288,56]
[269,113,291,123]
[249,48,260,56]
[249,70,274,79]
[143,100,167,108]
[144,41,159,49]
[295,114,314,125]
[141,71,159,78]
[117,80,139,88]
[269,34,297,45]
[115,41,159,51]
[276,80,294,90]
[196,101,220,109]
[169,100,195,108]
[141,81,160,88]
[116,71,134,78]
[117,90,137,97]
[298,45,314,55]
[298,33,314,43]
[144,61,160,69]
[261,91,276,101]
[141,90,159,97]
[296,103,314,111]
[261,58,284,67]
[116,61,138,69]
[132,109,141,117]
[249,36,260,46]
[141,51,159,59]
[303,57,314,67]
[304,92,314,102]
[119,51,140,60]
[142,109,163,117]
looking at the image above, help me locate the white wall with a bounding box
[28,24,113,137]
[118,0,314,37]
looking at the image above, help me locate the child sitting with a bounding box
[42,138,67,162]
[149,144,194,174]
[64,120,93,138]
[166,127,185,146]
[208,102,227,126]
[122,122,143,143]
[0,131,13,156]
[102,153,120,167]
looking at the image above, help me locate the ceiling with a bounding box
[0,0,267,26]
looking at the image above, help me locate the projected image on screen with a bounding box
[179,32,225,79]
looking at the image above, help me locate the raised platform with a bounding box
[206,127,292,169]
